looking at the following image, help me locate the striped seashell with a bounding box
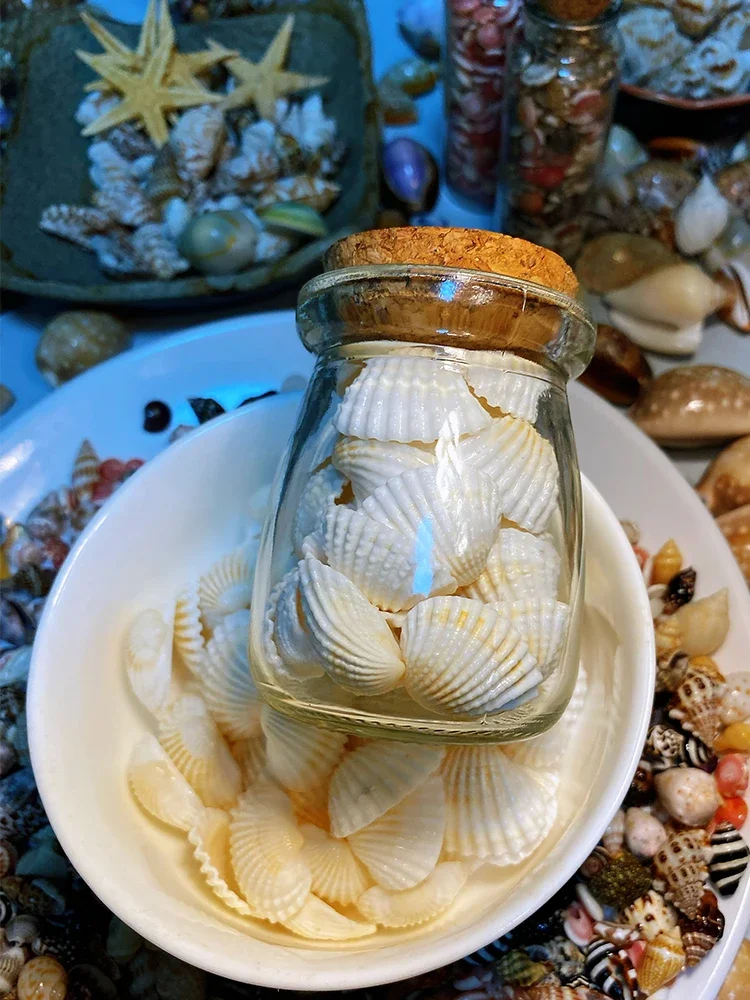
[198,543,256,633]
[299,824,371,907]
[464,936,513,966]
[128,734,204,831]
[668,668,724,749]
[0,941,25,989]
[174,584,205,677]
[71,439,99,506]
[331,436,435,504]
[187,807,258,917]
[464,362,547,423]
[356,861,468,928]
[583,937,636,1000]
[709,821,750,897]
[652,828,709,919]
[271,567,324,679]
[638,932,686,995]
[202,610,262,742]
[282,894,376,940]
[260,704,346,792]
[678,888,724,967]
[123,605,174,717]
[292,465,345,557]
[644,723,715,773]
[623,889,678,943]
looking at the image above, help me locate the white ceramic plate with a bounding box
[3,310,750,996]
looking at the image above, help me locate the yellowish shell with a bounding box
[650,538,682,585]
[128,733,204,831]
[638,932,686,995]
[669,588,730,656]
[198,543,255,633]
[202,610,262,742]
[331,436,435,504]
[123,605,173,716]
[505,598,569,679]
[461,530,560,604]
[289,781,331,829]
[187,807,258,917]
[357,862,468,928]
[231,735,267,788]
[300,824,372,906]
[292,465,345,556]
[174,584,205,677]
[16,957,69,1000]
[272,568,324,679]
[261,704,347,791]
[282,894,376,940]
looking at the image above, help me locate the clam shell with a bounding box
[638,932,686,995]
[401,596,541,717]
[506,663,588,773]
[229,785,311,922]
[328,740,443,838]
[297,557,405,696]
[505,599,570,679]
[198,544,255,633]
[349,775,446,890]
[464,363,546,423]
[696,436,750,516]
[675,175,731,257]
[462,529,560,604]
[652,828,709,919]
[334,357,491,444]
[187,807,258,917]
[360,465,503,588]
[289,781,331,830]
[624,889,678,942]
[324,505,456,613]
[357,862,468,928]
[271,568,324,678]
[174,584,205,678]
[202,610,262,742]
[123,605,173,717]
[292,465,345,556]
[128,734,204,831]
[441,746,557,865]
[158,689,242,809]
[261,704,347,792]
[299,824,371,906]
[331,436,435,504]
[606,264,728,328]
[282,894,376,940]
[231,735,267,789]
[455,416,558,532]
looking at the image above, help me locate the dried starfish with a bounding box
[221,14,328,119]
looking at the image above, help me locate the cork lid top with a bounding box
[324,227,579,299]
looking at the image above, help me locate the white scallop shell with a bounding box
[297,557,405,695]
[335,357,491,444]
[231,735,267,788]
[272,568,324,679]
[158,689,242,809]
[128,734,203,831]
[441,746,558,865]
[283,894,376,940]
[300,529,326,561]
[506,664,589,772]
[332,436,436,504]
[174,584,205,677]
[455,416,559,532]
[123,605,173,716]
[360,465,503,588]
[261,704,347,791]
[229,785,311,921]
[357,862,468,928]
[465,365,546,423]
[300,824,371,906]
[349,775,446,890]
[463,529,560,604]
[198,544,255,633]
[202,610,262,741]
[187,807,258,917]
[400,597,542,717]
[292,465,345,555]
[505,599,570,679]
[324,505,456,613]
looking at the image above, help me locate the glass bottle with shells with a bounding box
[250,227,596,743]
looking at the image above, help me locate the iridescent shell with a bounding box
[507,663,588,774]
[198,543,256,633]
[36,311,131,387]
[299,824,371,906]
[334,357,491,444]
[327,740,443,838]
[170,105,224,180]
[128,734,204,831]
[261,704,346,792]
[506,599,569,679]
[655,767,721,827]
[464,362,546,423]
[331,436,435,504]
[202,609,262,742]
[357,861,467,928]
[292,465,345,556]
[283,894,376,940]
[678,887,724,967]
[638,932,686,995]
[123,605,173,717]
[653,828,710,919]
[624,889,678,942]
[174,584,205,677]
[16,956,68,1000]
[463,529,560,605]
[719,670,750,726]
[668,666,724,748]
[709,821,750,897]
[400,596,541,717]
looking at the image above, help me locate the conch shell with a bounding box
[696,436,750,516]
[605,264,729,329]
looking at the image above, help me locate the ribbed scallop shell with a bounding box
[360,465,503,588]
[187,807,258,917]
[229,785,311,921]
[324,505,456,613]
[283,894,376,940]
[300,824,371,906]
[128,734,203,831]
[123,605,173,716]
[198,544,255,632]
[465,365,546,423]
[357,862,468,928]
[289,781,330,829]
[158,689,242,809]
[174,584,205,677]
[334,357,491,444]
[401,596,541,717]
[231,735,267,788]
[441,746,557,864]
[455,416,558,532]
[506,599,570,679]
[349,775,446,890]
[261,704,347,791]
[463,529,561,604]
[332,436,436,504]
[297,557,405,695]
[272,568,324,678]
[328,740,444,838]
[202,610,262,742]
[292,465,345,555]
[506,664,588,773]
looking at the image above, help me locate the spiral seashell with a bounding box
[645,723,715,772]
[170,105,225,180]
[462,529,560,605]
[187,807,258,917]
[618,7,690,84]
[669,589,730,660]
[505,598,569,679]
[400,596,541,717]
[678,887,724,967]
[331,436,435,504]
[0,942,25,990]
[198,543,256,633]
[16,956,68,1000]
[583,937,636,1000]
[606,264,728,329]
[494,948,552,986]
[624,889,678,942]
[271,568,323,678]
[675,175,731,257]
[653,828,709,919]
[144,143,188,205]
[602,810,625,858]
[71,439,99,509]
[201,609,261,742]
[292,465,345,556]
[655,650,689,695]
[579,845,612,882]
[5,914,40,948]
[668,665,724,749]
[261,704,346,792]
[506,663,588,775]
[464,362,547,423]
[299,824,371,907]
[283,893,377,940]
[357,861,468,928]
[123,605,174,717]
[638,932,686,995]
[128,734,204,831]
[36,311,131,387]
[709,821,750,897]
[173,583,205,678]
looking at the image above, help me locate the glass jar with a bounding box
[500,0,621,260]
[250,228,596,744]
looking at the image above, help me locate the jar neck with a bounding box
[523,0,619,50]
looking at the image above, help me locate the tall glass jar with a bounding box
[500,1,620,260]
[250,228,596,744]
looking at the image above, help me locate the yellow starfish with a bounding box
[221,15,328,120]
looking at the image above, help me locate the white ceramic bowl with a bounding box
[29,395,654,991]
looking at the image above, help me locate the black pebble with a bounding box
[188,397,226,424]
[143,400,171,433]
[239,390,278,406]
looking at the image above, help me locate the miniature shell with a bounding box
[283,894,376,940]
[505,599,569,679]
[679,888,725,967]
[16,956,68,1000]
[328,740,443,838]
[71,439,99,507]
[271,567,323,678]
[717,504,750,585]
[261,705,346,792]
[401,596,541,717]
[132,222,189,282]
[158,689,242,809]
[349,775,446,889]
[719,670,750,726]
[202,610,261,742]
[462,529,560,605]
[198,543,255,632]
[624,806,665,861]
[334,357,491,444]
[36,311,131,387]
[178,210,258,276]
[292,465,345,556]
[645,723,714,772]
[0,941,25,989]
[676,175,731,258]
[128,733,204,831]
[92,179,156,228]
[256,175,341,213]
[655,768,721,827]
[507,663,588,773]
[583,937,635,1000]
[709,821,750,897]
[696,436,750,517]
[299,824,371,906]
[187,807,257,917]
[605,264,728,328]
[360,465,503,588]
[638,932,686,995]
[669,665,725,748]
[441,745,557,865]
[624,889,678,942]
[618,7,691,83]
[229,785,311,922]
[174,584,205,677]
[357,861,468,928]
[170,105,224,180]
[670,588,730,659]
[464,363,546,423]
[123,605,173,716]
[601,810,625,857]
[653,828,709,919]
[331,436,435,504]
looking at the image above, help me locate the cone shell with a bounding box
[506,598,570,679]
[334,357,491,444]
[349,775,446,889]
[187,807,258,917]
[464,365,546,423]
[669,665,724,749]
[292,465,345,556]
[283,894,377,940]
[463,530,560,604]
[332,436,435,504]
[653,828,709,919]
[299,824,371,906]
[174,584,205,677]
[328,740,443,838]
[158,689,242,809]
[271,568,324,679]
[357,861,468,928]
[506,663,588,773]
[638,932,686,995]
[202,610,262,742]
[360,464,503,588]
[401,596,541,717]
[128,734,204,831]
[198,544,255,632]
[455,416,559,532]
[261,704,347,791]
[229,785,311,922]
[441,746,557,865]
[624,889,679,943]
[297,557,405,695]
[123,605,173,716]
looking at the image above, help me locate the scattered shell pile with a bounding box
[263,356,568,720]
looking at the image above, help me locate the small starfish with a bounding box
[221,14,328,119]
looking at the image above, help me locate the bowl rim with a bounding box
[619,81,750,111]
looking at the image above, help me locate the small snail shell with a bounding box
[178,210,259,275]
[36,311,131,387]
